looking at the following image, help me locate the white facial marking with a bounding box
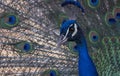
[62,24,73,40]
[72,24,77,37]
[70,24,73,27]
[63,27,69,40]
[62,24,77,40]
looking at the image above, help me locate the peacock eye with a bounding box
[69,27,74,32]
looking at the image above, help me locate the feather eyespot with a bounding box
[89,31,99,43]
[0,13,19,29]
[15,41,34,53]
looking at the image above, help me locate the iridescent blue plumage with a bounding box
[61,0,84,12]
[50,70,57,76]
[116,13,120,19]
[24,43,31,52]
[90,0,99,7]
[92,35,98,42]
[108,18,116,25]
[59,20,98,76]
[60,19,76,35]
[7,15,16,25]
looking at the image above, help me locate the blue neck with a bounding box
[75,36,98,76]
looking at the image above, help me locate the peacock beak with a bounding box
[57,34,68,47]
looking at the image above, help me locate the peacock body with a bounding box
[0,0,120,76]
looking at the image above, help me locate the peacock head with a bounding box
[58,19,84,46]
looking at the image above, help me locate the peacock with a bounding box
[58,19,98,76]
[58,0,98,76]
[0,0,120,76]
